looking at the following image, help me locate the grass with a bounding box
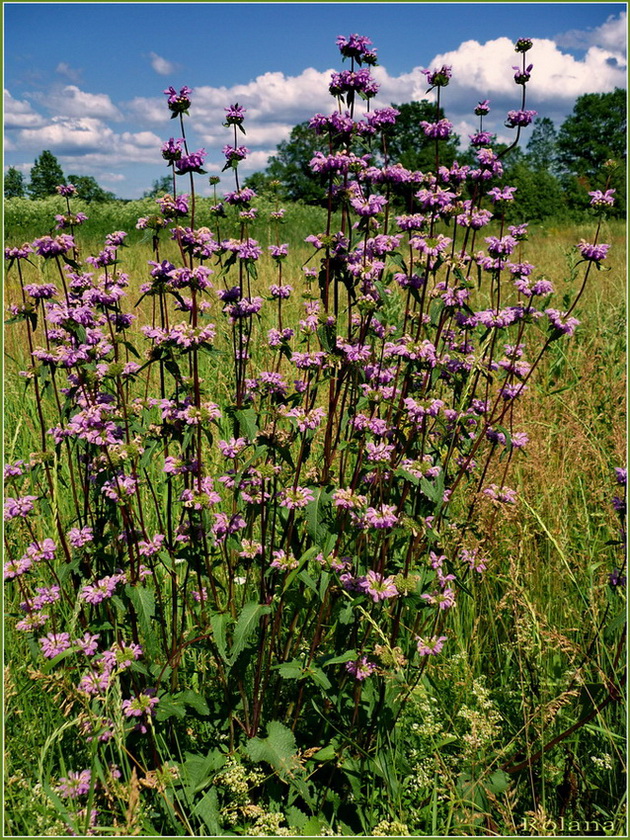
[3,201,626,836]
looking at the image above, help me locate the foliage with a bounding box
[28,150,66,199]
[66,174,117,203]
[4,166,27,199]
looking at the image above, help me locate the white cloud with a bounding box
[555,11,627,54]
[56,62,82,84]
[4,89,46,128]
[149,52,178,76]
[31,85,123,120]
[15,116,163,167]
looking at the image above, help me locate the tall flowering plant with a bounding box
[4,34,620,836]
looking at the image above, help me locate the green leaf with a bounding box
[210,613,229,663]
[304,486,332,546]
[229,601,271,665]
[277,660,305,680]
[126,584,158,657]
[193,787,221,833]
[246,720,300,777]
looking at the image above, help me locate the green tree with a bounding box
[4,166,26,198]
[265,121,328,204]
[525,117,560,175]
[67,174,116,203]
[28,150,65,199]
[143,175,174,198]
[556,88,626,180]
[387,100,460,171]
[556,88,626,216]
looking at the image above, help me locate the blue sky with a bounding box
[4,2,627,198]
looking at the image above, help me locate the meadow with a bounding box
[3,35,627,838]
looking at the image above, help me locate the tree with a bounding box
[526,117,560,175]
[143,175,174,198]
[556,88,626,216]
[4,166,26,198]
[556,89,626,180]
[264,121,328,204]
[28,150,65,199]
[67,174,116,203]
[387,101,460,171]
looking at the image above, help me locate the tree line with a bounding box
[4,88,625,219]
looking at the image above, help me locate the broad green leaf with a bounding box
[193,787,221,833]
[229,601,271,665]
[246,720,300,777]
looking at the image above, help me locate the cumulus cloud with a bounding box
[149,52,179,76]
[4,89,46,128]
[31,85,123,120]
[555,11,627,54]
[15,116,163,164]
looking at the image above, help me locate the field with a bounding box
[3,184,626,837]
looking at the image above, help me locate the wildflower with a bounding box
[102,641,143,671]
[39,632,72,659]
[505,109,537,128]
[336,33,376,63]
[422,65,452,89]
[122,691,159,718]
[224,103,246,126]
[474,99,491,115]
[4,495,37,520]
[175,149,206,174]
[609,568,626,587]
[56,183,77,197]
[164,85,192,114]
[270,549,299,571]
[3,556,33,580]
[577,240,611,262]
[615,468,627,486]
[360,570,398,602]
[222,144,249,163]
[416,635,447,655]
[345,656,377,680]
[515,38,533,52]
[545,308,580,336]
[513,63,533,84]
[483,484,517,504]
[79,574,124,605]
[57,769,92,798]
[74,633,100,656]
[364,504,398,529]
[420,119,453,139]
[589,189,616,208]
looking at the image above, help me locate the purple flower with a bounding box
[4,495,37,520]
[345,656,377,680]
[175,149,206,174]
[39,632,72,659]
[589,189,616,208]
[609,568,626,588]
[79,574,124,605]
[577,240,610,262]
[164,85,192,114]
[270,549,299,571]
[31,234,75,258]
[474,99,491,115]
[505,109,537,128]
[122,691,159,718]
[280,486,315,510]
[513,63,533,84]
[416,635,447,656]
[545,308,580,337]
[222,144,249,163]
[161,137,184,162]
[360,570,398,602]
[420,119,453,139]
[224,103,246,125]
[75,633,100,656]
[615,468,627,486]
[336,33,376,63]
[57,769,92,799]
[56,183,77,197]
[422,65,452,88]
